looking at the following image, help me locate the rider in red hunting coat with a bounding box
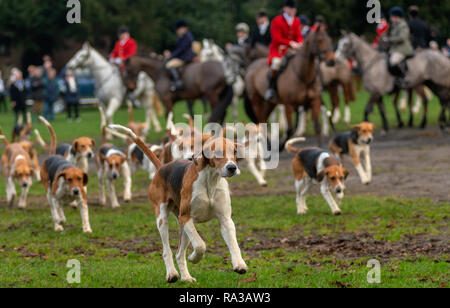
[265,0,303,101]
[110,26,138,69]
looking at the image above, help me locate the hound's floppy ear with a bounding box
[370,123,376,130]
[351,124,361,131]
[317,169,329,182]
[57,170,67,182]
[83,172,89,186]
[90,138,96,148]
[343,168,349,180]
[72,140,79,153]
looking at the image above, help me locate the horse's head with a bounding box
[123,58,139,91]
[67,42,92,70]
[336,31,354,60]
[304,26,336,67]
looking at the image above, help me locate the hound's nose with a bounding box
[366,138,373,145]
[87,152,93,159]
[336,188,343,194]
[73,189,80,196]
[22,183,28,188]
[112,173,119,179]
[227,164,237,174]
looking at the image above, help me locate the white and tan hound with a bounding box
[39,117,92,233]
[55,137,96,174]
[109,124,248,283]
[1,134,34,208]
[329,122,374,185]
[286,138,349,216]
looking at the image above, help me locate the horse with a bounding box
[320,54,357,125]
[123,54,233,124]
[67,43,161,131]
[244,26,335,146]
[338,33,450,132]
[201,39,245,122]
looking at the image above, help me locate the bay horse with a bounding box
[244,26,335,146]
[338,33,450,133]
[124,55,233,124]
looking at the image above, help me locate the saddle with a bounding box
[387,53,414,77]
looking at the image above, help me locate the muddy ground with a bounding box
[233,127,450,203]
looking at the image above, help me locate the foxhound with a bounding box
[126,101,149,139]
[39,117,92,233]
[1,134,34,208]
[0,127,40,181]
[12,112,32,142]
[109,124,248,283]
[329,122,374,185]
[55,137,96,174]
[286,138,349,216]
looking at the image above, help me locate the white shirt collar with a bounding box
[259,21,270,35]
[283,13,294,26]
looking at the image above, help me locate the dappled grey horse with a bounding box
[337,33,450,132]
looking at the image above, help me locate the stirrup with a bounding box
[264,89,277,101]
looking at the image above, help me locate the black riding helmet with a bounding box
[118,25,129,35]
[175,19,188,30]
[389,6,405,18]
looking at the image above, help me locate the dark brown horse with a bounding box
[124,56,233,124]
[244,27,335,146]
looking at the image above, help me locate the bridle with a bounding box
[344,35,381,74]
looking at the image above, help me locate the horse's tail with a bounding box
[243,91,259,124]
[285,137,306,154]
[108,125,163,171]
[39,116,57,155]
[0,128,10,146]
[209,85,233,123]
[153,93,164,116]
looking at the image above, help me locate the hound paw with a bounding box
[188,246,206,264]
[233,264,248,275]
[55,225,64,232]
[333,210,342,216]
[181,276,197,283]
[83,228,93,234]
[166,272,180,283]
[260,181,268,187]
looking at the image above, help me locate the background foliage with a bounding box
[0,0,449,65]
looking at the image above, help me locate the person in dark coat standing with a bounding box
[63,69,81,122]
[407,6,431,50]
[164,19,196,92]
[251,9,271,48]
[0,70,6,113]
[29,66,45,120]
[43,68,60,121]
[9,68,27,123]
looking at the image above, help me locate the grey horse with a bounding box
[337,33,450,133]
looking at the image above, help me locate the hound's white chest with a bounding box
[190,169,230,223]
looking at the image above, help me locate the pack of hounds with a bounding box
[0,109,375,283]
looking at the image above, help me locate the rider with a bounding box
[165,19,196,92]
[251,10,271,48]
[265,0,303,101]
[109,26,138,70]
[386,7,413,84]
[235,23,251,47]
[407,6,431,50]
[372,13,389,49]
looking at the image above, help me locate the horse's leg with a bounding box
[376,96,389,133]
[342,82,352,124]
[392,90,404,128]
[284,105,294,138]
[407,88,414,128]
[416,86,428,129]
[364,94,376,123]
[186,101,195,118]
[105,97,121,125]
[328,84,341,124]
[295,106,306,137]
[310,99,322,147]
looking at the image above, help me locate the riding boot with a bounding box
[264,69,279,101]
[169,68,184,92]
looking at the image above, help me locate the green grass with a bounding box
[0,93,448,288]
[0,193,448,288]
